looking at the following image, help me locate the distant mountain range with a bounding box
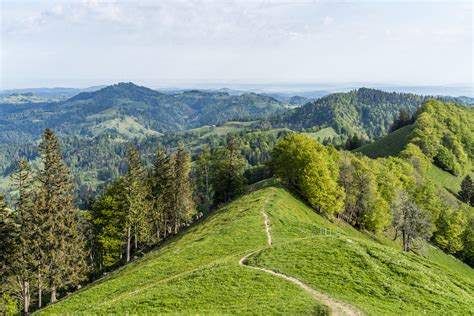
[0,82,287,144]
[1,82,472,145]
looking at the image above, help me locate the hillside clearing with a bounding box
[354,124,413,158]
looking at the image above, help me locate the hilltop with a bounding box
[268,88,427,140]
[35,185,473,315]
[0,82,287,144]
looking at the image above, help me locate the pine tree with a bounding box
[173,144,194,233]
[10,160,36,313]
[459,175,474,206]
[124,145,150,262]
[36,128,88,303]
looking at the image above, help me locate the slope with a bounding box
[354,124,413,158]
[0,83,287,144]
[269,88,426,140]
[353,124,472,196]
[36,185,473,315]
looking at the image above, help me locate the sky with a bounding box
[1,0,473,89]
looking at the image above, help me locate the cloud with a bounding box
[323,16,334,26]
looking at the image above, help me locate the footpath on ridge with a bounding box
[239,196,363,316]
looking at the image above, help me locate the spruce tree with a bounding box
[173,145,194,233]
[10,160,36,313]
[0,194,19,288]
[149,147,167,243]
[90,179,127,271]
[213,135,246,204]
[195,145,213,211]
[159,150,176,238]
[459,175,473,206]
[124,145,150,262]
[36,128,87,303]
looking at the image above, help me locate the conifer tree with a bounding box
[459,175,474,206]
[10,160,36,313]
[124,145,150,262]
[0,194,18,287]
[90,179,127,271]
[173,145,194,233]
[195,145,213,211]
[36,128,87,303]
[149,147,168,242]
[213,135,246,203]
[156,149,176,239]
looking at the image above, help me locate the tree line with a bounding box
[0,129,249,314]
[271,133,473,264]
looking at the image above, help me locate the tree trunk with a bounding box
[50,286,57,303]
[23,280,30,314]
[126,226,131,263]
[402,230,408,252]
[134,231,138,252]
[205,168,210,208]
[38,272,42,308]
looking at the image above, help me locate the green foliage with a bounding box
[271,134,344,215]
[212,135,247,204]
[35,129,88,302]
[399,143,431,175]
[90,179,127,270]
[433,208,467,254]
[124,145,151,262]
[459,175,474,206]
[338,154,390,234]
[270,88,425,140]
[173,144,195,230]
[411,100,473,175]
[0,194,18,279]
[194,145,214,211]
[459,216,474,266]
[0,292,19,316]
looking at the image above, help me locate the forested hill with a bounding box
[268,88,427,139]
[0,82,287,144]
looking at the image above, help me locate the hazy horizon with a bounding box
[1,1,473,90]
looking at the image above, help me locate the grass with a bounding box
[354,124,413,158]
[35,187,323,315]
[35,186,473,315]
[247,187,473,314]
[303,127,338,142]
[89,115,162,139]
[186,121,258,138]
[427,164,473,196]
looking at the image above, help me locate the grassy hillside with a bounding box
[353,124,413,158]
[303,127,339,142]
[36,186,473,315]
